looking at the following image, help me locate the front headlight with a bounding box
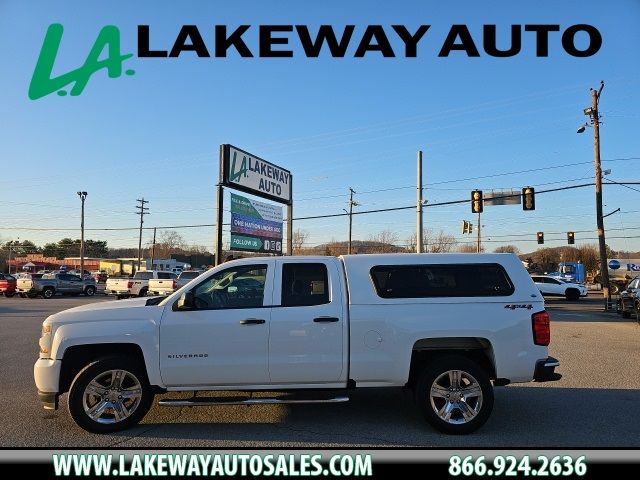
[39,323,53,357]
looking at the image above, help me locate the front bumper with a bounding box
[34,358,61,409]
[533,356,562,382]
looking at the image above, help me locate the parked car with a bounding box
[530,275,588,300]
[148,270,201,296]
[617,276,640,319]
[17,273,96,299]
[35,253,559,434]
[0,274,17,297]
[15,273,43,297]
[105,271,175,299]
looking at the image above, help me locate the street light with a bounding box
[576,80,611,309]
[77,191,88,278]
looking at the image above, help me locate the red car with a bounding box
[0,274,17,297]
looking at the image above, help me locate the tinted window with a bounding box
[180,271,200,280]
[192,265,267,309]
[542,278,560,285]
[281,263,330,307]
[370,264,514,298]
[157,272,176,279]
[531,276,541,282]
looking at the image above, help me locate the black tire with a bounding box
[5,292,15,298]
[19,293,27,298]
[622,311,631,319]
[138,288,148,298]
[85,286,96,297]
[414,355,494,434]
[42,287,55,299]
[68,356,154,433]
[565,289,580,301]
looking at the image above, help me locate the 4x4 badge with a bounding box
[504,304,533,310]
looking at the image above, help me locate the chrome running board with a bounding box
[158,396,349,407]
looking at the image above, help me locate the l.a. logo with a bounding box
[29,24,134,100]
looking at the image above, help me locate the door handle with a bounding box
[313,317,340,323]
[240,318,266,325]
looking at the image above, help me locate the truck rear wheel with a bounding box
[414,355,493,434]
[68,356,154,433]
[138,288,148,297]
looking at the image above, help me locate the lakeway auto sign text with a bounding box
[223,145,292,204]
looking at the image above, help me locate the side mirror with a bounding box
[177,291,195,310]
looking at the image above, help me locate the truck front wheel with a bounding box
[42,287,55,299]
[68,356,154,433]
[414,355,494,434]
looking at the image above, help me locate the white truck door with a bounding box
[159,261,274,387]
[268,259,346,384]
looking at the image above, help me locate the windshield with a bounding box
[560,265,575,274]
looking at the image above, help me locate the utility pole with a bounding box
[150,227,157,270]
[135,198,149,272]
[347,188,359,254]
[476,211,481,253]
[77,191,87,277]
[416,151,424,253]
[585,81,611,308]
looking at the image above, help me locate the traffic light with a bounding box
[567,232,575,244]
[537,232,544,244]
[471,190,483,213]
[462,220,468,234]
[522,186,535,211]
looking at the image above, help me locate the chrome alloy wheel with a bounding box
[429,369,483,425]
[82,369,143,424]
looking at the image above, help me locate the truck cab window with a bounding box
[192,265,267,310]
[281,263,330,307]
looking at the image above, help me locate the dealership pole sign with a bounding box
[215,144,293,264]
[221,145,292,205]
[230,193,283,254]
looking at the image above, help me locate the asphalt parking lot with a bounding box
[1,293,639,448]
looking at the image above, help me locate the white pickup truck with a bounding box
[34,254,560,434]
[105,271,176,299]
[148,270,202,296]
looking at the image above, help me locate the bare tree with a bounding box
[425,230,457,253]
[407,229,457,253]
[494,245,520,254]
[535,248,561,272]
[152,231,187,259]
[458,244,483,253]
[577,244,599,276]
[368,230,400,253]
[292,229,310,255]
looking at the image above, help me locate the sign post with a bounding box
[215,144,293,265]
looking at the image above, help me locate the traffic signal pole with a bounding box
[416,151,423,254]
[476,211,481,253]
